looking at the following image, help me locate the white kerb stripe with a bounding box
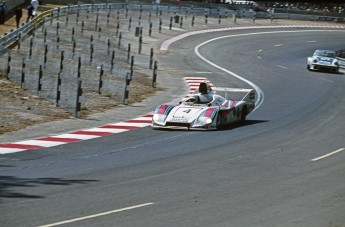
[0,148,27,154]
[132,116,153,121]
[52,134,101,140]
[111,122,150,127]
[184,77,207,80]
[186,80,210,83]
[12,140,66,147]
[82,128,129,133]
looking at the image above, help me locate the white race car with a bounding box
[151,82,256,130]
[307,49,339,73]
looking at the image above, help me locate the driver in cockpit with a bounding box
[197,82,213,104]
[184,82,214,105]
[184,95,199,104]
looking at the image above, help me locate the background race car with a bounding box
[307,50,340,73]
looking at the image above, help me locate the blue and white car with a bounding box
[307,50,339,73]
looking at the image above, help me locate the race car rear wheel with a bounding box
[240,106,247,122]
[216,115,222,130]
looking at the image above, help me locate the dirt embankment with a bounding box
[0,4,159,136]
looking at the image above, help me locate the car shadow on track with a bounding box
[219,120,268,131]
[308,70,344,75]
[0,176,98,199]
[153,120,268,132]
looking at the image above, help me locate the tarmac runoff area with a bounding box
[0,10,344,154]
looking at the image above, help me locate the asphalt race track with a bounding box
[1,28,345,227]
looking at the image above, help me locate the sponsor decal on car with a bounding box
[155,105,174,115]
[202,107,218,119]
[170,117,188,122]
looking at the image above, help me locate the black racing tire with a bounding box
[307,65,311,71]
[216,115,222,130]
[240,106,247,122]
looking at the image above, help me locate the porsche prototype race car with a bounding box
[307,50,339,73]
[151,82,256,130]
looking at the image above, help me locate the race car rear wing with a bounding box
[212,87,255,104]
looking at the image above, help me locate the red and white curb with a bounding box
[0,114,153,155]
[184,77,213,94]
[160,25,345,51]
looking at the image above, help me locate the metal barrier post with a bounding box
[21,58,25,88]
[77,56,81,78]
[90,43,94,65]
[127,43,131,63]
[72,40,76,58]
[56,22,59,36]
[130,56,134,79]
[29,37,33,58]
[44,28,47,43]
[75,79,82,118]
[149,48,154,69]
[71,27,75,42]
[37,65,43,96]
[44,44,48,68]
[149,22,152,36]
[123,72,131,105]
[56,73,61,107]
[98,65,104,94]
[152,61,157,88]
[107,38,111,55]
[116,21,120,36]
[128,17,132,31]
[111,50,115,72]
[17,33,21,50]
[6,52,11,79]
[118,32,122,48]
[138,35,142,54]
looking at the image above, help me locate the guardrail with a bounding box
[0,10,52,48]
[0,3,232,49]
[240,11,345,22]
